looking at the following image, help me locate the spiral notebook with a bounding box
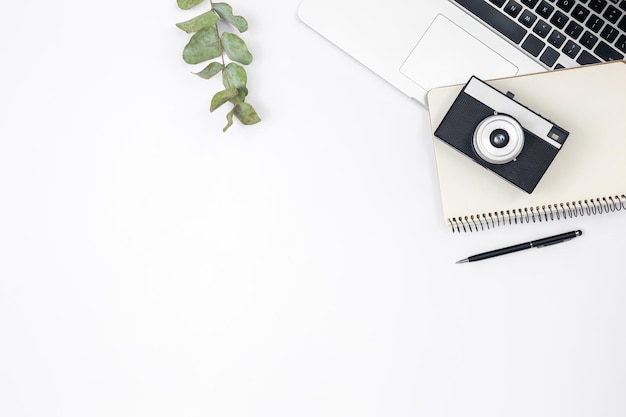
[427,61,626,232]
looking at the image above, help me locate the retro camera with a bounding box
[434,76,569,193]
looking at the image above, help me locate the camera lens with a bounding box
[472,114,524,165]
[490,129,509,148]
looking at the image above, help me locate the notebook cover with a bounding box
[426,61,626,229]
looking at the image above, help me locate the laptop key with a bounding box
[594,40,625,59]
[548,29,566,46]
[616,34,626,52]
[551,11,569,28]
[537,1,555,18]
[519,10,538,27]
[572,4,592,22]
[534,20,553,37]
[505,0,524,17]
[580,31,600,48]
[556,0,576,12]
[576,49,601,63]
[522,33,546,55]
[540,45,561,65]
[455,0,528,43]
[603,5,622,22]
[600,24,619,41]
[589,0,609,12]
[586,14,606,32]
[563,39,582,57]
[565,21,585,38]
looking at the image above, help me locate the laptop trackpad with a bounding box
[400,14,518,90]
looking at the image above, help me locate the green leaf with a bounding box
[223,108,235,132]
[177,0,205,10]
[194,62,224,79]
[176,10,218,34]
[222,62,247,90]
[212,3,249,32]
[210,88,239,112]
[183,27,222,64]
[229,88,248,105]
[220,33,253,65]
[234,102,261,125]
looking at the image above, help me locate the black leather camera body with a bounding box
[434,76,569,194]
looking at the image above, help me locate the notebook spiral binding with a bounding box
[448,194,626,233]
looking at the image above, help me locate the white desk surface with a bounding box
[1,2,624,416]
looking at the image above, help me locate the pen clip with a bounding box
[534,237,574,248]
[532,230,581,248]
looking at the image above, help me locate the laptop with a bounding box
[298,0,626,105]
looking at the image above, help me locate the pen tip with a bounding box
[456,259,469,264]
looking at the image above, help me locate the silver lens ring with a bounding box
[472,114,524,165]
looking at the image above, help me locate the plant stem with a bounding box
[210,0,231,89]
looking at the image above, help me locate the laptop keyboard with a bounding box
[452,0,626,69]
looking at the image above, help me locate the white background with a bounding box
[1,1,625,416]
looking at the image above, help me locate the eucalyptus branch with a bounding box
[176,0,261,132]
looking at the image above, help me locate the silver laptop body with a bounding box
[298,0,624,104]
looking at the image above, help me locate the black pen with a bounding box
[456,230,582,263]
